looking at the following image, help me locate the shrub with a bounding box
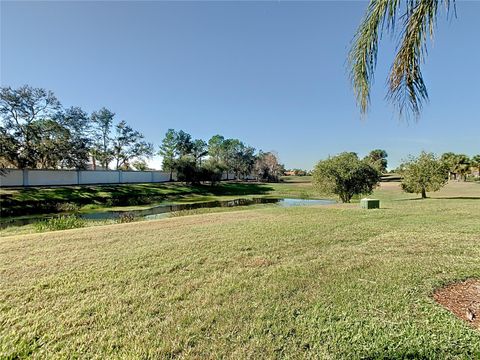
[105,195,151,207]
[312,152,381,203]
[55,202,80,213]
[116,212,136,223]
[35,215,86,232]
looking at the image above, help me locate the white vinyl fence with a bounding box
[0,169,174,187]
[0,169,247,187]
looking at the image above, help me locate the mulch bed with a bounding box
[434,279,480,329]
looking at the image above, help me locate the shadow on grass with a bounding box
[395,196,480,202]
[1,182,274,217]
[432,196,480,200]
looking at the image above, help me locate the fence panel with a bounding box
[78,170,120,185]
[122,171,153,184]
[27,170,78,186]
[0,169,23,186]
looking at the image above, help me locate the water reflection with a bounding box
[1,197,335,228]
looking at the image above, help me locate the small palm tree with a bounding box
[472,155,480,177]
[349,0,455,118]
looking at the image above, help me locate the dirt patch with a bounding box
[434,279,480,329]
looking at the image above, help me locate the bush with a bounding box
[116,212,136,223]
[176,157,224,185]
[35,215,86,232]
[55,202,80,213]
[105,195,151,207]
[312,152,381,203]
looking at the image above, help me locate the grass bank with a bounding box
[1,178,321,218]
[1,181,479,358]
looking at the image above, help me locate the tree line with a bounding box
[313,150,479,203]
[0,86,154,171]
[158,129,283,184]
[0,85,284,183]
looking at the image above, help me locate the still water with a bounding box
[1,197,335,228]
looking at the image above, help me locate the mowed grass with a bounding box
[1,181,479,358]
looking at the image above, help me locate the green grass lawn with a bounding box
[1,181,479,358]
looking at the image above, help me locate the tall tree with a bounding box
[53,106,92,169]
[349,0,455,118]
[400,151,447,198]
[453,154,471,181]
[159,129,178,181]
[191,139,208,166]
[441,152,471,181]
[472,154,480,177]
[364,149,388,173]
[0,86,61,168]
[230,142,256,179]
[207,135,225,162]
[29,119,71,169]
[112,120,154,170]
[57,106,92,139]
[176,130,193,158]
[220,138,242,180]
[254,151,283,183]
[237,145,256,179]
[441,152,459,180]
[91,107,115,169]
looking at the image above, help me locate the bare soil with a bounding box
[434,279,480,329]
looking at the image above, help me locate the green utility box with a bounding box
[360,198,380,209]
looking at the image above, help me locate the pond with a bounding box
[0,197,335,228]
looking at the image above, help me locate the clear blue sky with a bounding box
[1,1,479,170]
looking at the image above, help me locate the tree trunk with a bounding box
[169,169,173,182]
[421,188,427,199]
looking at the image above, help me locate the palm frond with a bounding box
[388,0,454,119]
[349,0,401,115]
[349,0,455,119]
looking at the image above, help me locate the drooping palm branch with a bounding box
[349,0,455,118]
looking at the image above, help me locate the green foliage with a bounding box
[312,152,381,203]
[35,215,86,232]
[90,107,115,169]
[191,139,208,164]
[175,156,198,183]
[159,130,257,182]
[175,156,225,185]
[472,155,480,176]
[131,159,149,171]
[175,130,193,158]
[441,152,471,181]
[364,149,388,173]
[112,120,153,170]
[400,151,448,198]
[349,0,455,118]
[1,86,153,171]
[159,129,178,180]
[207,134,225,162]
[199,158,225,185]
[0,85,88,169]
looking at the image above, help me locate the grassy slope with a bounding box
[1,181,480,358]
[1,180,319,218]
